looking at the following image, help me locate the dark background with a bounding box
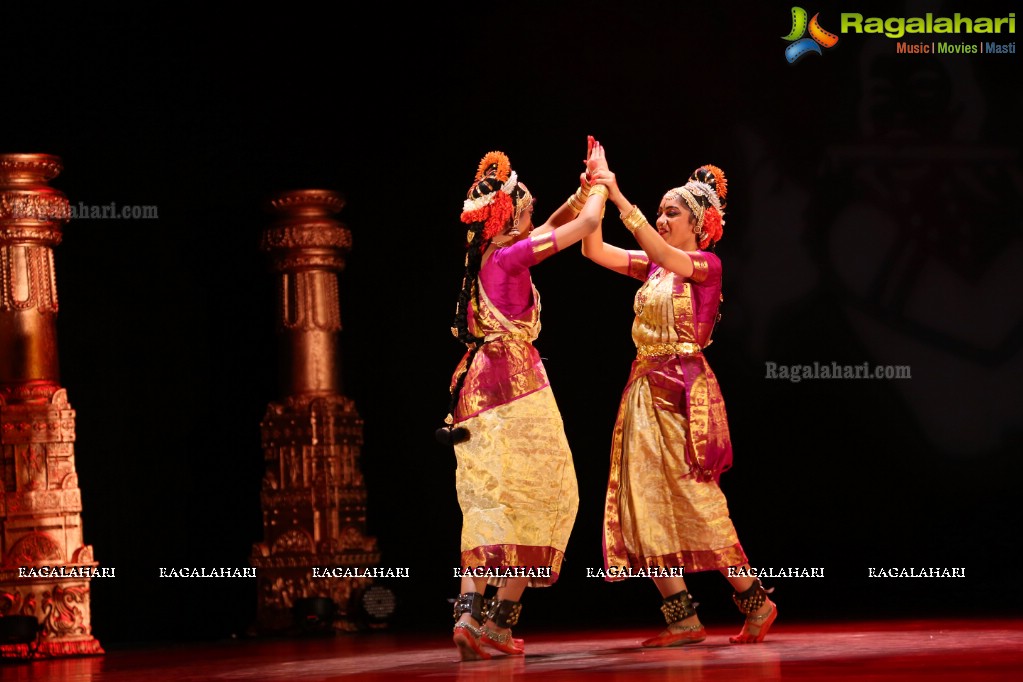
[4,0,1020,645]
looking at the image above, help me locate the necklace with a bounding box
[635,267,669,316]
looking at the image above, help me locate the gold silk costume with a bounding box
[451,233,579,587]
[603,251,747,576]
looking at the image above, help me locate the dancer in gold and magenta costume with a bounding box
[439,145,610,661]
[583,142,777,647]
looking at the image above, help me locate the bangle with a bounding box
[621,205,649,234]
[586,181,602,219]
[589,185,610,200]
[567,185,588,215]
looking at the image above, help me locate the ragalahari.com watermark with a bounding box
[766,361,911,382]
[70,202,158,220]
[3,196,158,221]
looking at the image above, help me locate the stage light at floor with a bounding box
[358,585,396,626]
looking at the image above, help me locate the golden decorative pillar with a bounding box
[251,190,380,632]
[0,154,104,657]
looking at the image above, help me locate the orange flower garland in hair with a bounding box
[700,206,723,248]
[460,150,518,247]
[480,192,513,241]
[475,151,512,183]
[460,187,515,244]
[691,163,727,248]
[700,164,728,200]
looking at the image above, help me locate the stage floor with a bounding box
[3,619,1022,681]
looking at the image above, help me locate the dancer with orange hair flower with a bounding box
[439,143,610,661]
[582,143,777,647]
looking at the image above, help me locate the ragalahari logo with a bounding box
[783,7,839,63]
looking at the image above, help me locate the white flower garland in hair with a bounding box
[462,195,491,212]
[461,171,519,213]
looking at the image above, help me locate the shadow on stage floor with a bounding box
[2,618,1021,681]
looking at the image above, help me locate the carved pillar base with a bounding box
[0,391,103,658]
[251,394,380,633]
[252,394,384,633]
[252,193,382,633]
[0,570,104,658]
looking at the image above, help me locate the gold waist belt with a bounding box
[483,333,534,343]
[636,342,702,357]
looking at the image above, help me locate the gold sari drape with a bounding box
[603,264,746,575]
[452,237,578,587]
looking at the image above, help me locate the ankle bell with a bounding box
[453,592,487,623]
[732,578,773,615]
[660,590,699,625]
[485,597,523,628]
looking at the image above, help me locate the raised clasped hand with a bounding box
[586,137,609,180]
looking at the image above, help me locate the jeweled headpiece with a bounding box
[460,151,532,243]
[668,164,728,249]
[512,182,534,228]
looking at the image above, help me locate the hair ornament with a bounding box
[700,205,723,248]
[668,163,730,248]
[699,164,728,200]
[461,150,523,243]
[475,151,512,183]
